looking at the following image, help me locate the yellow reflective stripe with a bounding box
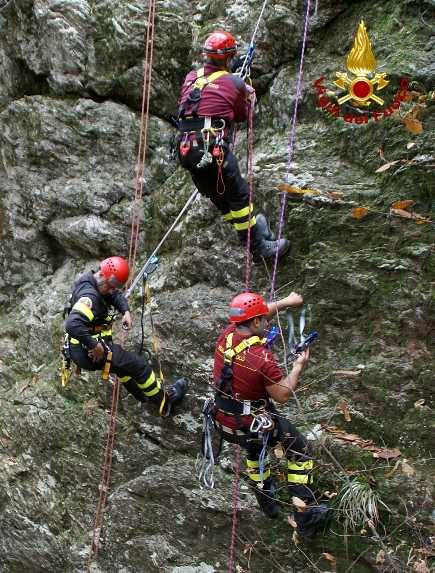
[287,460,314,472]
[137,371,156,389]
[197,67,204,78]
[246,459,260,468]
[72,302,94,321]
[247,469,271,482]
[144,385,161,397]
[230,203,253,219]
[233,216,256,231]
[97,330,112,338]
[287,473,312,484]
[69,331,112,344]
[193,70,228,90]
[233,336,265,355]
[119,376,131,383]
[223,212,233,221]
[223,334,266,364]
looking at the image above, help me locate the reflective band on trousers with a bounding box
[137,370,161,397]
[71,301,94,321]
[231,203,253,219]
[287,459,314,484]
[246,457,271,481]
[233,216,256,231]
[69,330,112,344]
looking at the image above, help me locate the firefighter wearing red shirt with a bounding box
[176,30,289,263]
[64,256,187,415]
[212,291,315,519]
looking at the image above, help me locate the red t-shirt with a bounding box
[213,323,283,429]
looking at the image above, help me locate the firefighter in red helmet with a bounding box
[212,290,322,527]
[176,30,289,263]
[64,256,187,415]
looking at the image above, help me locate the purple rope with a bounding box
[269,0,311,300]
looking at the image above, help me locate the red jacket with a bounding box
[178,64,250,123]
[213,324,283,429]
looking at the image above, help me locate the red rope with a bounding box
[227,444,242,573]
[86,2,156,568]
[86,377,121,569]
[127,0,156,277]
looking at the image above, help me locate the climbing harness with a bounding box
[178,68,229,119]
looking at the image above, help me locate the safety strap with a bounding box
[179,67,229,118]
[223,332,266,365]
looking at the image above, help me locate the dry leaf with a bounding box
[391,199,416,210]
[403,117,423,135]
[414,399,425,408]
[376,550,385,565]
[401,460,416,477]
[407,142,417,149]
[385,459,402,478]
[373,448,401,460]
[391,207,414,219]
[288,515,297,528]
[278,183,320,196]
[0,436,11,448]
[333,370,362,378]
[338,399,352,422]
[292,496,307,512]
[292,530,300,545]
[322,552,337,565]
[327,191,345,200]
[413,559,430,573]
[323,491,338,499]
[390,208,432,224]
[274,444,284,459]
[378,148,385,160]
[375,161,399,173]
[352,207,369,220]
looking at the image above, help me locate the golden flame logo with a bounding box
[334,20,389,107]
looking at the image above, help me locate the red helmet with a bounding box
[202,31,237,61]
[229,292,269,323]
[99,256,130,287]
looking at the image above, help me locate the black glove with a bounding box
[229,54,248,75]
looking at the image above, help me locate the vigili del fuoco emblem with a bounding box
[314,20,409,124]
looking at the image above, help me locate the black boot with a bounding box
[252,477,280,519]
[293,504,331,539]
[250,223,290,263]
[255,213,275,241]
[160,378,189,417]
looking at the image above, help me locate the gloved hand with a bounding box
[229,54,248,74]
[122,310,132,330]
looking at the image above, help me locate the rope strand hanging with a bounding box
[228,3,270,572]
[86,1,157,569]
[269,0,312,301]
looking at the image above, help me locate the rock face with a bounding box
[0,0,434,572]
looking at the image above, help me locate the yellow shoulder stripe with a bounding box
[71,301,94,321]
